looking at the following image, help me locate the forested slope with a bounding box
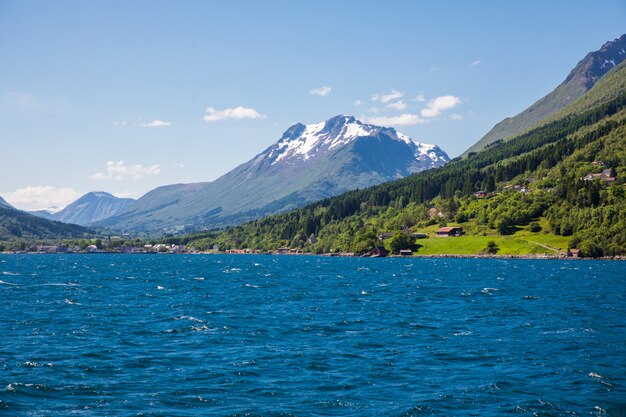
[0,207,92,241]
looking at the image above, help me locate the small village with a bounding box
[10,223,597,259]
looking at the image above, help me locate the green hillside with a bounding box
[171,64,626,258]
[0,207,93,242]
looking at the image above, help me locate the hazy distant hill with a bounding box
[48,192,135,226]
[98,115,449,233]
[464,33,626,156]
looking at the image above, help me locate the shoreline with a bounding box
[2,251,625,261]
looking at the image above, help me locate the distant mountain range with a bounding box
[464,33,626,156]
[97,115,450,233]
[0,191,131,241]
[0,206,91,241]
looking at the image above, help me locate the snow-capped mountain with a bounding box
[30,191,135,226]
[98,115,450,233]
[264,115,448,169]
[28,206,63,220]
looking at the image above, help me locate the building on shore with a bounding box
[435,227,463,237]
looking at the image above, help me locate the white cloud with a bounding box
[386,100,407,111]
[354,99,363,107]
[1,91,70,114]
[91,161,161,181]
[3,91,40,107]
[113,120,128,127]
[469,60,483,66]
[3,186,81,211]
[429,66,439,72]
[450,113,464,121]
[371,90,404,103]
[364,113,425,126]
[141,119,172,128]
[203,106,266,122]
[309,86,332,96]
[172,163,185,169]
[413,94,426,102]
[421,95,461,118]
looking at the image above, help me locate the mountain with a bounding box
[0,196,14,210]
[183,59,626,257]
[464,33,626,156]
[28,206,63,221]
[0,206,92,241]
[37,192,135,226]
[98,115,449,233]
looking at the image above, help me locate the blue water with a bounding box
[1,255,625,416]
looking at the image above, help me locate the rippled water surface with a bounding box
[1,254,625,416]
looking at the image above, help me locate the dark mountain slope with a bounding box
[0,196,14,210]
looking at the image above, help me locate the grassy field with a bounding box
[406,218,571,256]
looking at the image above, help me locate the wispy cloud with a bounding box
[364,113,425,126]
[450,113,464,121]
[1,91,70,114]
[113,120,128,127]
[2,185,81,211]
[386,100,407,111]
[429,66,439,72]
[354,99,363,107]
[91,161,161,181]
[203,106,265,122]
[371,90,404,103]
[2,91,40,107]
[140,119,172,128]
[469,60,483,66]
[413,94,426,102]
[309,86,332,96]
[421,95,461,118]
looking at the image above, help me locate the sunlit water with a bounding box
[1,254,625,416]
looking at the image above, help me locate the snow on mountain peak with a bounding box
[91,191,113,199]
[264,115,448,166]
[44,206,63,214]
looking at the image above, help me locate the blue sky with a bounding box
[1,0,625,210]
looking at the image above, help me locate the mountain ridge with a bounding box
[464,33,626,156]
[0,206,92,241]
